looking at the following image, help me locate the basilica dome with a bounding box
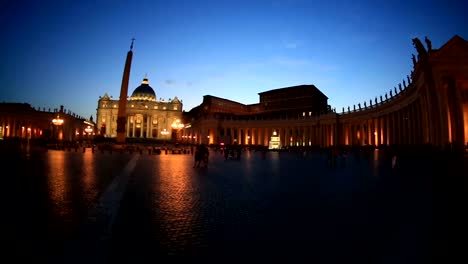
[129,78,156,101]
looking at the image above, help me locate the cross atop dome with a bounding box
[130,38,135,50]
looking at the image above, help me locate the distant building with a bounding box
[183,35,468,149]
[0,103,94,142]
[184,85,329,148]
[96,77,183,140]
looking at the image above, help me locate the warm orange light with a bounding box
[171,119,184,129]
[52,115,64,126]
[85,126,93,133]
[161,129,170,135]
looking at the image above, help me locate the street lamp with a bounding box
[52,114,64,140]
[171,119,184,142]
[161,128,170,136]
[85,125,93,134]
[85,125,93,143]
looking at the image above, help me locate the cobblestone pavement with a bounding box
[3,146,468,263]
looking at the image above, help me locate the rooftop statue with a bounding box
[412,37,427,59]
[425,36,432,51]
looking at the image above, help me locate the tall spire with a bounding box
[116,39,134,144]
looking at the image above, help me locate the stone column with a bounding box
[126,117,130,137]
[146,115,150,138]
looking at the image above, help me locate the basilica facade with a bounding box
[96,77,183,140]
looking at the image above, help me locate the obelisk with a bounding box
[116,39,134,144]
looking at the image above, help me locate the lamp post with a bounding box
[52,114,64,141]
[85,125,93,144]
[160,128,170,136]
[171,119,185,142]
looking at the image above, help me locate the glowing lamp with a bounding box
[52,115,64,126]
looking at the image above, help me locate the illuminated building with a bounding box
[96,77,183,140]
[183,35,468,149]
[0,103,94,142]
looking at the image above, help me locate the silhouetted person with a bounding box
[193,145,202,168]
[201,144,209,167]
[224,145,229,160]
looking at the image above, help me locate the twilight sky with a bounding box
[1,0,467,120]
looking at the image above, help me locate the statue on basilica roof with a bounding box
[425,36,432,51]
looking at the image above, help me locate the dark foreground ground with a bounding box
[2,143,467,263]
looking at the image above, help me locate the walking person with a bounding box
[201,144,209,168]
[193,145,202,168]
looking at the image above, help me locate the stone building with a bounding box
[0,103,94,142]
[96,77,183,140]
[182,35,468,150]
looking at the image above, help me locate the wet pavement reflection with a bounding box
[2,146,467,263]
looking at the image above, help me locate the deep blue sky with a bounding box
[1,0,466,120]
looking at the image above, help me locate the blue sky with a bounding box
[1,0,466,120]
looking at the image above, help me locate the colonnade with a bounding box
[98,112,182,140]
[182,76,467,149]
[0,118,42,139]
[182,36,468,149]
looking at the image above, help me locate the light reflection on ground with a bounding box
[47,150,69,216]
